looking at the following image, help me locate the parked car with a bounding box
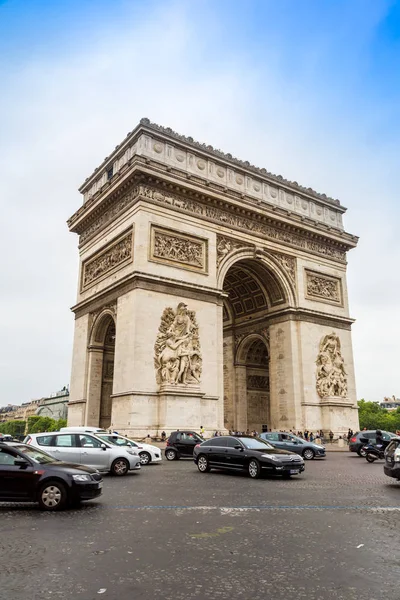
[193,435,305,479]
[383,437,400,480]
[0,442,102,511]
[95,433,162,465]
[260,432,326,460]
[24,431,141,476]
[165,431,204,460]
[349,430,395,457]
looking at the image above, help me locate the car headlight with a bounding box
[261,454,280,461]
[394,455,400,462]
[72,474,92,482]
[126,450,137,456]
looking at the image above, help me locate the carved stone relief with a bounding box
[306,270,342,304]
[267,251,296,287]
[150,226,207,273]
[138,185,347,262]
[247,375,270,390]
[82,231,133,289]
[154,303,202,386]
[80,191,136,244]
[216,235,252,266]
[316,332,348,398]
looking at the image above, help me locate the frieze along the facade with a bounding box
[138,185,348,263]
[81,230,133,290]
[305,269,342,305]
[150,225,208,274]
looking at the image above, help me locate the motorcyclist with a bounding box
[375,430,390,450]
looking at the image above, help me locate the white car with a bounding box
[24,431,141,476]
[95,433,162,465]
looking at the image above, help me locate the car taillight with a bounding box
[26,438,31,444]
[166,440,170,446]
[350,437,357,443]
[195,444,200,448]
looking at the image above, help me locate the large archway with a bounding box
[221,256,289,433]
[85,311,116,429]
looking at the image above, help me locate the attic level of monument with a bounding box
[67,120,359,438]
[68,120,358,250]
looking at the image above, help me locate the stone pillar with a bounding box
[235,365,247,431]
[85,347,104,426]
[269,320,303,431]
[67,314,90,426]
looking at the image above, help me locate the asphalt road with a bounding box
[1,452,399,600]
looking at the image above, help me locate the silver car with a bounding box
[24,431,141,476]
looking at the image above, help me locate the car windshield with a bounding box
[238,437,274,450]
[14,444,57,464]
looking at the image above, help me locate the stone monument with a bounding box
[67,118,360,436]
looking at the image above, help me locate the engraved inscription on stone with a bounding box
[306,270,342,304]
[150,226,207,273]
[82,231,133,289]
[247,375,270,390]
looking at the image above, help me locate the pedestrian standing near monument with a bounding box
[329,430,334,443]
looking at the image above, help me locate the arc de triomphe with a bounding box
[67,119,359,436]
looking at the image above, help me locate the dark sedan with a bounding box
[260,432,326,460]
[0,442,103,510]
[349,430,395,456]
[193,435,305,479]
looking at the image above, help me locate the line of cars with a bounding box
[348,429,400,480]
[0,427,162,511]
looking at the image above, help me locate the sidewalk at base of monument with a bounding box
[141,439,350,452]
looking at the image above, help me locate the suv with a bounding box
[349,430,395,457]
[260,432,326,460]
[384,437,400,480]
[165,431,204,461]
[24,431,141,476]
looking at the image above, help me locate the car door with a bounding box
[51,434,81,464]
[225,437,246,469]
[206,438,228,467]
[280,434,301,453]
[0,447,37,500]
[78,434,109,470]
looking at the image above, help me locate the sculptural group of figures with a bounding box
[316,332,348,398]
[154,303,202,386]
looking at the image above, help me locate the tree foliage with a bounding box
[358,399,400,432]
[0,420,26,436]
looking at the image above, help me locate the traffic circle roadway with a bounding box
[1,453,399,600]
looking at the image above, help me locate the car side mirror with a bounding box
[234,444,243,450]
[101,443,107,451]
[14,458,29,468]
[292,440,299,444]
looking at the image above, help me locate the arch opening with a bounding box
[222,258,285,433]
[86,313,116,429]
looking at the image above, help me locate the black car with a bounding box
[165,431,204,460]
[383,437,400,480]
[0,442,103,511]
[193,435,305,479]
[349,430,395,456]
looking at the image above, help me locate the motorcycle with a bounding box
[361,442,385,463]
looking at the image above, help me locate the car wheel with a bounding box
[111,458,129,476]
[165,449,178,461]
[303,448,315,460]
[197,455,210,473]
[248,459,261,479]
[139,452,151,466]
[38,481,67,511]
[366,454,377,463]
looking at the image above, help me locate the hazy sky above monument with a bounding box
[0,0,399,406]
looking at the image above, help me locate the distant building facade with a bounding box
[380,396,400,411]
[0,387,69,424]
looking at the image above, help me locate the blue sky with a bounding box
[0,0,399,405]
